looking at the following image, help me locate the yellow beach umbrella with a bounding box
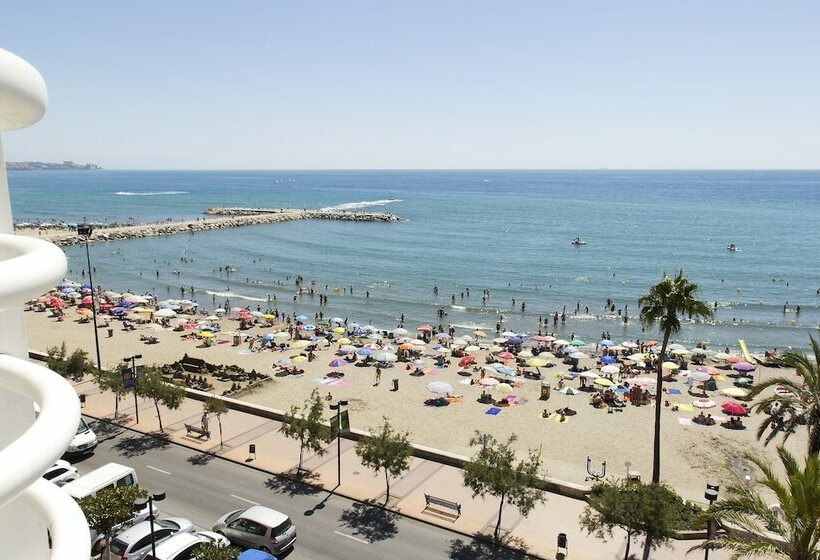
[473,330,487,338]
[338,337,351,345]
[291,340,309,349]
[262,313,275,320]
[198,331,215,338]
[526,357,549,367]
[722,387,748,397]
[291,355,307,363]
[333,327,346,334]
[495,383,513,395]
[594,378,613,387]
[662,362,680,370]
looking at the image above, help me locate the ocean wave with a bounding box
[319,199,403,211]
[205,290,267,302]
[450,322,492,330]
[115,191,190,196]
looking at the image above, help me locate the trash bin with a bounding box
[107,328,114,338]
[233,334,241,346]
[392,378,399,391]
[540,381,551,400]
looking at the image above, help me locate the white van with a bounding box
[66,417,98,457]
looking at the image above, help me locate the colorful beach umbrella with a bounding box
[328,358,348,368]
[721,401,749,416]
[458,355,476,367]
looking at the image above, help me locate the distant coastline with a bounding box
[5,160,101,171]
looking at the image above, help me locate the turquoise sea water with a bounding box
[9,170,820,352]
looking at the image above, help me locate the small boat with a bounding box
[571,237,587,246]
[727,243,741,252]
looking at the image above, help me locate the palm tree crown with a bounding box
[749,335,820,456]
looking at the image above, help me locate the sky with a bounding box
[1,1,819,169]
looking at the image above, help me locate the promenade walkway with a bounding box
[71,378,731,560]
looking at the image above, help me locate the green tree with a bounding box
[355,417,413,503]
[135,366,186,432]
[78,484,147,555]
[693,447,820,560]
[205,397,229,448]
[46,342,93,381]
[462,432,545,542]
[748,334,820,456]
[92,364,128,418]
[193,542,240,560]
[279,388,331,472]
[639,270,712,484]
[582,480,699,560]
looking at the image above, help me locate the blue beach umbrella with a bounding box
[330,317,344,324]
[506,337,523,345]
[600,355,617,364]
[348,322,361,329]
[357,348,373,356]
[599,339,613,346]
[328,358,348,368]
[494,365,517,377]
[110,307,127,315]
[262,333,275,341]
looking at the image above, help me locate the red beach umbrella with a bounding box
[458,355,476,367]
[416,324,432,332]
[496,351,515,360]
[721,401,749,416]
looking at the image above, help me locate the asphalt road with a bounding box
[75,417,536,560]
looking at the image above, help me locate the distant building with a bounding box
[5,160,102,170]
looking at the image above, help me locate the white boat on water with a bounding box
[571,237,587,246]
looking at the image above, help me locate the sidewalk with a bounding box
[72,378,730,560]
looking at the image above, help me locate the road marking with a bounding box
[334,530,370,545]
[145,465,171,475]
[230,494,259,505]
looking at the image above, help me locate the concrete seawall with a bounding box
[15,208,401,247]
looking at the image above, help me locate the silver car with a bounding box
[107,517,194,560]
[213,505,296,554]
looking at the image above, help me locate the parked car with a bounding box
[107,517,195,560]
[213,505,296,555]
[65,417,98,457]
[42,460,79,486]
[142,531,231,560]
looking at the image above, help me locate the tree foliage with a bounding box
[193,542,241,560]
[462,432,545,541]
[204,397,229,448]
[748,334,820,456]
[355,417,413,503]
[78,484,147,553]
[280,388,331,472]
[135,366,186,432]
[46,342,94,381]
[582,480,700,560]
[693,447,820,560]
[92,363,128,418]
[639,270,712,485]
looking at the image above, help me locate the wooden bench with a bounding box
[423,494,461,518]
[180,354,206,373]
[183,423,210,438]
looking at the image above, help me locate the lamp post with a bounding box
[328,399,348,487]
[134,490,165,559]
[78,221,102,374]
[704,481,720,560]
[123,354,142,423]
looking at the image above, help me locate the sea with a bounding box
[8,169,820,353]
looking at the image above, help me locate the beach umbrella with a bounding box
[722,387,749,398]
[569,352,587,360]
[712,352,731,361]
[427,382,453,395]
[726,355,743,364]
[340,345,357,353]
[642,341,658,347]
[671,348,691,356]
[570,339,586,347]
[261,313,274,320]
[621,341,638,349]
[553,339,570,347]
[109,307,127,315]
[156,308,177,318]
[501,330,516,337]
[496,351,515,360]
[600,355,617,365]
[366,333,382,340]
[506,337,523,346]
[347,322,361,329]
[291,340,309,349]
[594,378,613,387]
[732,362,756,373]
[206,315,220,321]
[399,343,416,351]
[198,331,214,338]
[577,371,600,379]
[464,345,481,353]
[364,343,382,350]
[721,401,749,416]
[274,332,290,340]
[527,357,549,368]
[600,365,620,375]
[488,345,503,353]
[330,317,344,324]
[435,332,451,340]
[495,383,513,395]
[688,370,711,383]
[478,378,499,388]
[473,330,487,338]
[493,337,508,344]
[668,343,686,351]
[410,338,427,346]
[609,345,626,352]
[599,339,613,346]
[627,353,646,362]
[559,387,578,395]
[530,335,548,342]
[332,327,346,334]
[416,324,432,332]
[493,365,517,377]
[562,346,576,355]
[214,308,226,315]
[76,307,92,317]
[262,333,275,341]
[458,355,476,367]
[662,362,680,370]
[632,377,657,386]
[693,398,716,409]
[375,352,398,362]
[356,348,373,356]
[302,324,316,331]
[122,294,148,304]
[393,327,408,336]
[328,358,348,368]
[518,350,534,358]
[291,355,307,364]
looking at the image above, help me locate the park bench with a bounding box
[180,354,206,373]
[423,494,461,518]
[183,423,210,439]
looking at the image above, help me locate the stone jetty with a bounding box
[15,208,401,247]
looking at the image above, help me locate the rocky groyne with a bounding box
[16,208,401,247]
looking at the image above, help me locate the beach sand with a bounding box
[24,307,807,503]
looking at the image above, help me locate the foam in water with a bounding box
[115,191,190,196]
[205,290,267,302]
[319,199,403,211]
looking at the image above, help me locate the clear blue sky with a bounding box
[2,1,818,169]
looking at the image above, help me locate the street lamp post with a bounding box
[704,481,720,560]
[78,222,102,374]
[134,490,165,559]
[123,354,142,423]
[329,399,348,487]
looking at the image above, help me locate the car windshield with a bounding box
[273,518,292,535]
[155,519,180,530]
[108,539,127,555]
[75,419,89,435]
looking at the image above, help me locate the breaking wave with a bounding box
[319,199,403,211]
[115,191,190,196]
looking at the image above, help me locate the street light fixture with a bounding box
[123,354,143,423]
[78,221,102,375]
[134,490,166,559]
[328,399,348,488]
[704,481,720,560]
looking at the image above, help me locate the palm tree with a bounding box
[639,270,712,484]
[694,447,820,560]
[748,335,820,456]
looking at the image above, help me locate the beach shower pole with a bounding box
[124,354,142,423]
[704,482,719,560]
[329,399,348,487]
[78,222,102,375]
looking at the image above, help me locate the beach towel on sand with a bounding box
[486,407,501,415]
[667,388,682,395]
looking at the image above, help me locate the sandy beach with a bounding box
[24,299,809,504]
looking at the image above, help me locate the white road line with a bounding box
[334,530,370,545]
[230,494,259,505]
[145,465,171,475]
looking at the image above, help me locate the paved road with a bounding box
[77,417,536,560]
